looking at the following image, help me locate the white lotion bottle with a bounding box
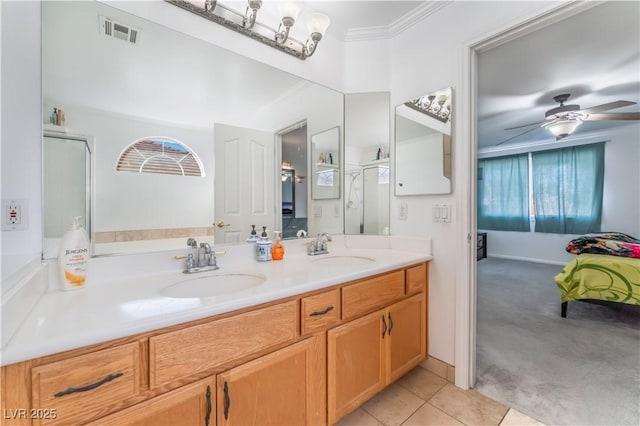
[58,216,90,290]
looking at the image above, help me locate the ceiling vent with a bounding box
[100,16,142,45]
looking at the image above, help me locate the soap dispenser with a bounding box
[246,224,258,242]
[272,231,285,261]
[255,226,272,261]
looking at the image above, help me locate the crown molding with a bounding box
[345,1,453,42]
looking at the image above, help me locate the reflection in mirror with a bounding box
[43,132,92,259]
[311,127,340,200]
[42,1,343,257]
[280,124,308,239]
[395,87,452,196]
[344,93,390,235]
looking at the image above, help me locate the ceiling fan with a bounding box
[498,93,640,145]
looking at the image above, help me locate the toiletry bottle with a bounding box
[256,226,272,261]
[376,148,382,160]
[328,153,333,164]
[53,108,58,125]
[59,109,66,126]
[58,216,90,290]
[272,231,285,260]
[246,224,258,242]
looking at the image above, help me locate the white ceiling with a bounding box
[478,1,640,148]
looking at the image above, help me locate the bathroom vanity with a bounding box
[1,238,430,425]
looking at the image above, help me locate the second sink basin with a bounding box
[160,273,266,298]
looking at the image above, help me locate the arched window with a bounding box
[116,137,204,177]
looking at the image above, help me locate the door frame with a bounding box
[456,0,602,389]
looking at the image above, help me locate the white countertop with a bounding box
[0,235,432,366]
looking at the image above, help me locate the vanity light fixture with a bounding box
[167,0,330,60]
[405,90,452,123]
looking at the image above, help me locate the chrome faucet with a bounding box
[308,233,331,256]
[183,239,220,273]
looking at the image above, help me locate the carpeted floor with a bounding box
[475,257,640,426]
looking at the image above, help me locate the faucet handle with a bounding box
[187,238,198,248]
[200,242,212,253]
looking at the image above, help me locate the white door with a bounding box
[214,123,275,244]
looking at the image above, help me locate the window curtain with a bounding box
[478,154,530,231]
[532,142,604,234]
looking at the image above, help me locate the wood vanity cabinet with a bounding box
[89,377,215,426]
[0,262,428,426]
[327,293,426,424]
[216,334,326,426]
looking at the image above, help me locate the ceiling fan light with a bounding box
[544,118,582,138]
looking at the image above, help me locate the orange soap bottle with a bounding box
[272,231,285,260]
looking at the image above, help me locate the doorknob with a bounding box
[214,221,230,228]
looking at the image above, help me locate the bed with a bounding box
[555,232,640,317]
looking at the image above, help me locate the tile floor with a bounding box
[334,364,545,426]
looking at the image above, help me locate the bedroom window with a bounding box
[532,142,604,234]
[478,142,605,234]
[477,153,530,232]
[116,137,204,177]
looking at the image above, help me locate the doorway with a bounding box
[278,123,308,239]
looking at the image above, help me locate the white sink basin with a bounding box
[160,273,266,298]
[310,255,376,267]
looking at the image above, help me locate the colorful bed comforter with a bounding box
[565,232,640,258]
[554,254,640,305]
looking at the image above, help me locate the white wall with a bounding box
[1,2,42,282]
[348,1,565,365]
[482,123,640,265]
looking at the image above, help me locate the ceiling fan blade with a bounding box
[581,100,637,114]
[504,120,545,130]
[586,112,640,121]
[496,126,540,146]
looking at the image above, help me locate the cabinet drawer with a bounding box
[150,300,299,388]
[341,271,405,320]
[31,343,141,425]
[406,263,427,295]
[301,289,341,334]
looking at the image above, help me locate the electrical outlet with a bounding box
[2,199,28,231]
[334,204,340,218]
[314,205,322,218]
[399,203,408,220]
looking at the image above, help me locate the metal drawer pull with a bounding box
[205,385,212,426]
[223,381,230,420]
[388,312,394,336]
[53,372,124,397]
[381,315,387,339]
[309,305,334,316]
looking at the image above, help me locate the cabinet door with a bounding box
[387,293,427,382]
[216,334,326,426]
[90,378,215,426]
[327,309,387,424]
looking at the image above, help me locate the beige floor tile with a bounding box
[362,384,425,426]
[429,384,509,426]
[500,408,546,426]
[334,408,384,426]
[395,366,448,401]
[402,402,465,426]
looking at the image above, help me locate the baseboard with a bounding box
[420,356,455,383]
[489,254,567,266]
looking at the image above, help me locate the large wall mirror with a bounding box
[395,87,452,195]
[344,93,390,235]
[42,1,344,257]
